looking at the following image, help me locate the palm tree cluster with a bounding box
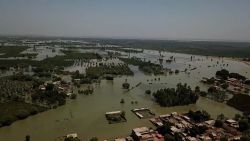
[0,77,33,103]
[86,64,133,79]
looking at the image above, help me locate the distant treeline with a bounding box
[97,39,250,58]
[0,50,101,70]
[1,37,250,57]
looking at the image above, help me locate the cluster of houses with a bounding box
[109,112,242,141]
[39,80,73,96]
[63,110,242,141]
[112,127,164,141]
[150,112,242,141]
[201,77,250,95]
[226,78,250,94]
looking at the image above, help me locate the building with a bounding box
[66,133,78,138]
[132,127,154,141]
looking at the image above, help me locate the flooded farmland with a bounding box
[0,46,249,141]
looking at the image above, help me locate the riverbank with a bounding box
[0,101,47,127]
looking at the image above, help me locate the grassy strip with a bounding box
[120,57,163,75]
[0,46,29,58]
[86,65,133,79]
[0,52,102,69]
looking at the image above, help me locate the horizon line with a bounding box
[0,33,250,43]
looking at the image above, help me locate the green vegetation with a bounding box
[187,110,211,122]
[0,75,35,102]
[25,135,30,141]
[240,136,250,141]
[157,110,210,140]
[72,71,92,85]
[36,51,101,68]
[245,80,250,85]
[239,119,250,132]
[157,121,174,136]
[31,83,67,108]
[216,69,247,80]
[216,69,230,80]
[185,124,208,137]
[61,50,102,60]
[0,74,67,108]
[122,82,130,89]
[86,65,133,79]
[214,113,226,130]
[120,57,163,75]
[214,119,224,128]
[99,39,250,58]
[206,87,227,102]
[145,90,151,94]
[153,83,199,107]
[72,64,129,85]
[0,59,35,69]
[0,101,46,127]
[110,48,143,53]
[227,94,250,114]
[120,98,125,104]
[70,94,77,99]
[0,46,29,58]
[0,51,102,70]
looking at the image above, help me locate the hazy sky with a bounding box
[0,0,250,41]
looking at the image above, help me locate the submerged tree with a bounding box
[25,135,30,141]
[120,99,125,104]
[122,82,130,89]
[153,83,199,107]
[145,90,151,95]
[90,137,98,141]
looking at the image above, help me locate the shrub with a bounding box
[90,137,98,141]
[30,107,38,115]
[16,110,30,119]
[70,94,77,99]
[0,116,15,126]
[214,120,223,128]
[239,119,249,132]
[145,90,151,94]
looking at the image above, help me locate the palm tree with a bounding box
[195,86,200,93]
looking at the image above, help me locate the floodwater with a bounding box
[0,48,250,141]
[21,46,64,61]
